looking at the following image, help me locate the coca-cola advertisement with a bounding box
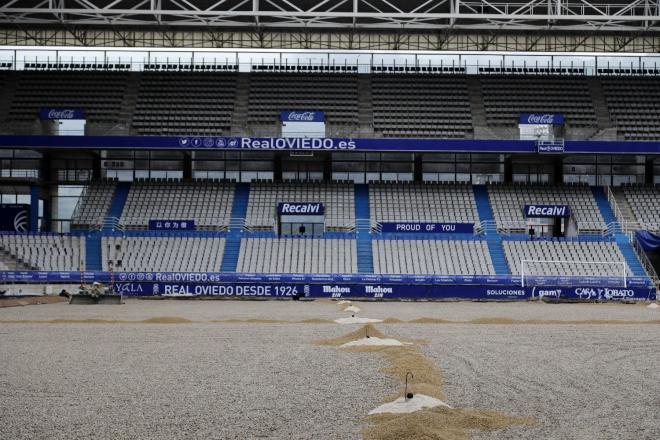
[279,111,325,122]
[39,108,86,120]
[519,113,564,125]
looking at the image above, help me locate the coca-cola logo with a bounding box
[48,109,76,119]
[527,114,555,124]
[286,111,318,122]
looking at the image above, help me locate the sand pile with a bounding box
[647,303,659,309]
[340,337,409,348]
[368,394,451,415]
[334,316,383,324]
[336,300,351,305]
[364,406,534,440]
[343,305,361,313]
[315,324,533,439]
[0,296,67,308]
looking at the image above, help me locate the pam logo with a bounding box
[537,288,561,298]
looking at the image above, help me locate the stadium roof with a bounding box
[0,0,659,32]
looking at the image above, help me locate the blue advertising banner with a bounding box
[280,111,325,122]
[524,204,571,218]
[380,222,474,234]
[148,219,196,230]
[519,113,565,125]
[0,270,655,300]
[277,202,325,215]
[0,270,654,289]
[102,281,655,301]
[1,135,660,154]
[112,282,305,297]
[39,108,86,120]
[0,204,30,232]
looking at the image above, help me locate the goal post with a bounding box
[520,259,628,288]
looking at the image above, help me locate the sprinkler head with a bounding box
[406,392,414,399]
[351,314,355,318]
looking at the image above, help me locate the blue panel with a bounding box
[354,184,373,273]
[0,204,30,232]
[519,113,564,125]
[280,111,325,122]
[29,187,39,232]
[100,282,654,301]
[220,183,250,273]
[277,202,324,215]
[636,230,660,251]
[380,222,474,233]
[0,135,659,154]
[615,235,648,277]
[524,204,571,218]
[39,108,86,120]
[148,220,196,230]
[85,233,102,271]
[106,182,131,222]
[591,186,618,228]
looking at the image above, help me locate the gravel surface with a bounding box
[1,298,659,323]
[0,323,395,440]
[1,300,659,439]
[402,324,660,440]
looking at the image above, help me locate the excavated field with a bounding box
[1,298,658,439]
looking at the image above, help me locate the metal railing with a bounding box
[632,234,660,289]
[95,217,124,232]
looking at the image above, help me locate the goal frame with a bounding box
[520,259,627,288]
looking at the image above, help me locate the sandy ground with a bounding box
[1,299,659,439]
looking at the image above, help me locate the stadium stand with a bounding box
[372,239,494,275]
[71,181,117,228]
[132,72,236,136]
[0,234,84,270]
[246,73,358,135]
[371,74,472,138]
[369,182,478,224]
[237,237,357,273]
[6,71,129,126]
[504,240,631,276]
[621,185,660,230]
[3,70,660,140]
[120,180,234,230]
[487,183,606,232]
[246,181,355,231]
[102,236,225,272]
[601,77,660,140]
[480,75,597,128]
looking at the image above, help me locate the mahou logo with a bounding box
[527,114,555,124]
[48,109,76,119]
[287,111,316,121]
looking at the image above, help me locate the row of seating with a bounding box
[237,238,357,273]
[23,63,131,70]
[373,240,494,275]
[70,181,635,232]
[102,237,225,272]
[0,232,643,278]
[2,71,660,139]
[504,240,631,276]
[0,235,84,271]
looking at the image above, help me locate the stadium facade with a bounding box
[0,3,659,301]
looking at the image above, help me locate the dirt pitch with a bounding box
[0,298,658,440]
